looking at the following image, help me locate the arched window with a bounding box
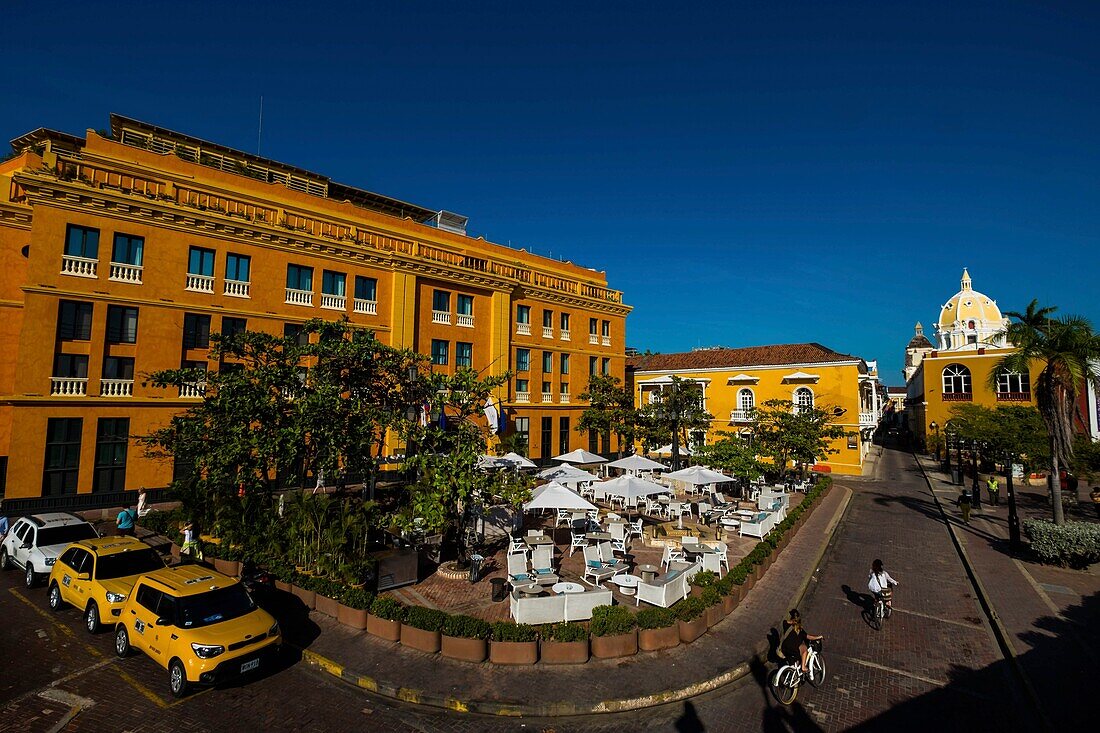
[737,388,754,412]
[794,387,814,414]
[942,364,972,395]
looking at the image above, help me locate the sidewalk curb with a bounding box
[913,453,1052,732]
[295,485,854,718]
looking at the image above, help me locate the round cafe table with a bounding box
[610,574,640,596]
[637,564,659,583]
[552,582,585,595]
[516,583,544,597]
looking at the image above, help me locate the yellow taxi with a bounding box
[46,536,166,634]
[113,564,282,697]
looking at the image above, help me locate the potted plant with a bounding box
[489,622,539,665]
[715,574,740,615]
[636,607,679,651]
[690,569,717,598]
[589,605,637,659]
[338,587,372,630]
[367,596,404,642]
[312,577,342,619]
[674,596,708,643]
[290,574,317,610]
[701,587,724,627]
[540,622,589,664]
[441,614,491,663]
[400,607,447,654]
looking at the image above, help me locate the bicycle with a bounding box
[865,589,893,631]
[770,639,826,705]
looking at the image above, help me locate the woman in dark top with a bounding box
[780,609,822,673]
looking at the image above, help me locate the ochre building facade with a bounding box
[0,116,630,501]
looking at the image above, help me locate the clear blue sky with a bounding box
[3,1,1098,385]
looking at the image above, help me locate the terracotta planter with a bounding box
[705,604,723,627]
[275,579,293,593]
[638,625,680,651]
[490,640,538,665]
[441,635,487,663]
[367,614,401,642]
[679,616,708,643]
[213,557,241,577]
[753,566,764,582]
[721,593,739,615]
[337,603,369,630]
[689,586,704,599]
[540,639,589,664]
[590,630,638,659]
[400,625,442,654]
[314,592,340,619]
[742,575,755,592]
[291,584,316,610]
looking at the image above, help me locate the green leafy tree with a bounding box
[577,374,638,458]
[1071,436,1100,485]
[948,404,1049,472]
[751,399,851,478]
[992,300,1100,524]
[695,432,765,484]
[636,376,712,469]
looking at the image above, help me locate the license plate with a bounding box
[240,659,260,674]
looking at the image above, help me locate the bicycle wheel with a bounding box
[771,666,799,705]
[808,653,827,688]
[864,604,882,631]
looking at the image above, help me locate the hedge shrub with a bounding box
[701,586,722,608]
[369,595,405,622]
[442,614,491,640]
[341,587,373,610]
[543,622,588,643]
[590,605,636,636]
[1023,519,1100,568]
[690,570,718,588]
[635,606,677,630]
[491,621,538,642]
[403,606,447,632]
[673,596,707,622]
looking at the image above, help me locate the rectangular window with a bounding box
[541,417,553,459]
[559,417,570,455]
[105,305,139,344]
[602,357,611,375]
[456,341,472,367]
[183,313,211,350]
[221,317,247,339]
[589,318,598,335]
[516,348,530,372]
[103,356,135,380]
[53,353,88,378]
[560,353,570,374]
[517,378,529,394]
[187,246,215,276]
[560,312,570,331]
[226,253,250,282]
[65,225,99,259]
[322,270,346,296]
[283,323,309,346]
[432,290,450,312]
[57,301,93,340]
[286,264,313,291]
[560,381,569,396]
[542,380,551,396]
[588,429,599,454]
[542,351,553,373]
[457,294,473,316]
[93,418,129,493]
[431,339,449,366]
[590,356,599,375]
[514,417,530,457]
[111,233,143,266]
[43,417,82,496]
[601,320,610,337]
[600,430,610,454]
[517,305,531,324]
[355,276,377,301]
[543,310,553,328]
[997,372,1030,394]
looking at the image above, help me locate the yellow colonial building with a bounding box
[627,343,883,476]
[0,115,630,506]
[905,269,1037,445]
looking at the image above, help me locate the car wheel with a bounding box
[115,625,131,658]
[0,548,10,571]
[168,658,189,698]
[25,563,37,588]
[48,583,64,611]
[85,602,100,634]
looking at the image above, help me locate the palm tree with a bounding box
[992,300,1100,524]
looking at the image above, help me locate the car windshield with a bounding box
[95,548,165,580]
[178,584,256,629]
[36,524,98,547]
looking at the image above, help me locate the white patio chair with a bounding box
[583,545,624,587]
[696,502,711,523]
[609,523,628,553]
[507,553,533,586]
[702,552,723,575]
[569,531,587,557]
[628,518,644,538]
[606,512,621,520]
[712,541,730,573]
[660,543,684,571]
[592,486,607,503]
[556,508,572,527]
[586,509,600,523]
[508,536,527,555]
[597,542,626,571]
[607,494,625,510]
[530,545,558,585]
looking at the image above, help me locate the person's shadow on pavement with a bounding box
[675,700,706,732]
[842,584,874,611]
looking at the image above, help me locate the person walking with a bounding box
[116,506,137,536]
[180,521,203,563]
[986,475,1000,507]
[955,489,972,525]
[136,487,150,517]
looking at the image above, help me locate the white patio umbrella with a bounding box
[537,462,596,482]
[665,465,735,486]
[500,452,537,470]
[599,474,671,516]
[552,448,607,466]
[651,443,694,457]
[523,481,598,512]
[606,454,668,475]
[476,454,508,470]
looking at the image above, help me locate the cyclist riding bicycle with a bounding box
[868,559,899,610]
[779,609,823,674]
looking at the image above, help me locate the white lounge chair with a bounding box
[739,511,777,538]
[636,561,699,608]
[583,545,625,587]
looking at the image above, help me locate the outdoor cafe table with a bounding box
[733,510,756,519]
[637,564,660,583]
[586,532,612,542]
[606,517,627,525]
[609,574,640,596]
[552,582,586,595]
[516,583,545,597]
[681,542,719,558]
[524,535,555,548]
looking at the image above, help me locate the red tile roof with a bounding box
[627,343,864,372]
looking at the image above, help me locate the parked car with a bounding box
[114,564,282,697]
[47,535,166,633]
[0,513,99,588]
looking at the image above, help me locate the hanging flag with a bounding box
[484,397,499,436]
[439,408,447,430]
[497,401,507,435]
[419,402,429,428]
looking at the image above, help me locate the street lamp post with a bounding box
[1003,450,1022,553]
[970,439,983,510]
[930,421,941,465]
[944,425,959,484]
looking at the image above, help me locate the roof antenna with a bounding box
[256,96,264,156]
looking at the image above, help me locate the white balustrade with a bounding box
[589,334,599,345]
[178,382,206,399]
[432,310,452,325]
[559,392,570,404]
[516,322,531,335]
[61,255,98,278]
[285,288,313,306]
[457,313,474,327]
[109,262,143,284]
[185,273,215,293]
[224,279,251,298]
[560,329,571,341]
[730,410,752,422]
[541,392,553,403]
[515,391,530,404]
[859,412,877,426]
[51,377,88,396]
[100,379,134,397]
[353,298,377,315]
[542,326,554,339]
[321,293,347,311]
[602,335,611,347]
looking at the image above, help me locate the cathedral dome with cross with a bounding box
[935,268,1009,352]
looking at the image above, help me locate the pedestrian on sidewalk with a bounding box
[955,489,972,524]
[986,475,1000,507]
[116,506,137,536]
[180,521,203,563]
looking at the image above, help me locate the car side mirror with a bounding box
[156,617,172,626]
[76,572,91,581]
[21,541,32,549]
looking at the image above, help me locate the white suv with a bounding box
[1,513,99,588]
